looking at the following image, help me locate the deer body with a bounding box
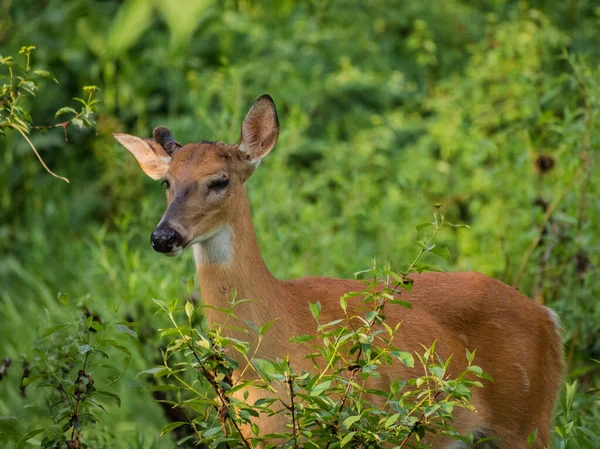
[115,95,563,449]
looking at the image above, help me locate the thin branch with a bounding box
[392,226,440,293]
[286,371,299,448]
[169,312,252,449]
[512,169,582,290]
[12,125,70,183]
[70,352,91,442]
[398,390,442,448]
[32,120,72,140]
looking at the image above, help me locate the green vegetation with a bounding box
[0,1,598,448]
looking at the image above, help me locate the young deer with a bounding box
[114,95,563,449]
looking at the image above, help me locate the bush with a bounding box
[1,1,599,448]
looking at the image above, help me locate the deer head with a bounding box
[113,94,279,257]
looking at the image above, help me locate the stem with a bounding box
[512,169,582,290]
[12,125,70,183]
[169,312,252,449]
[8,66,13,99]
[70,352,91,442]
[406,227,439,277]
[389,224,440,296]
[286,371,299,448]
[31,116,82,141]
[398,390,442,448]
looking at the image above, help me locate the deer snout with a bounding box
[151,226,183,255]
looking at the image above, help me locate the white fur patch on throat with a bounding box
[192,225,233,265]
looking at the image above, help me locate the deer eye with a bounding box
[161,179,170,189]
[208,178,230,191]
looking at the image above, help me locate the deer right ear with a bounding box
[239,94,280,164]
[113,133,172,180]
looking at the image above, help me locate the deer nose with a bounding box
[151,227,182,253]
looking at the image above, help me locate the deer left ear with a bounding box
[239,94,280,164]
[113,133,171,180]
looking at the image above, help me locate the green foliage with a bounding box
[1,1,599,448]
[145,219,488,448]
[0,46,99,181]
[0,297,131,448]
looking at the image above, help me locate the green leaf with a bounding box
[259,319,278,336]
[527,429,538,447]
[57,292,69,305]
[252,359,276,379]
[317,319,344,331]
[137,367,170,378]
[203,426,222,438]
[430,245,451,259]
[391,350,414,368]
[103,339,131,355]
[388,299,412,309]
[467,365,483,376]
[41,324,70,338]
[222,337,249,355]
[340,431,356,448]
[308,301,321,321]
[442,222,470,229]
[19,45,36,55]
[342,415,361,429]
[16,428,44,449]
[71,118,84,128]
[340,295,347,313]
[176,435,196,446]
[416,222,434,231]
[33,69,58,83]
[95,390,121,407]
[55,107,77,118]
[310,380,332,396]
[412,263,446,273]
[384,413,400,429]
[115,324,137,339]
[289,334,315,343]
[466,349,475,363]
[424,403,440,417]
[185,276,195,295]
[365,310,378,322]
[185,301,194,319]
[168,298,179,315]
[78,344,93,355]
[160,421,187,436]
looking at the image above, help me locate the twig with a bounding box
[32,119,73,140]
[19,361,30,398]
[512,169,582,290]
[286,371,299,448]
[174,316,252,449]
[12,125,70,183]
[392,225,440,293]
[566,319,580,371]
[398,390,443,448]
[70,353,91,443]
[0,358,10,380]
[531,232,557,303]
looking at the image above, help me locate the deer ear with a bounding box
[239,94,279,163]
[113,133,171,180]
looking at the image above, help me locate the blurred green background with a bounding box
[0,0,599,447]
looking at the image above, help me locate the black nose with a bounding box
[151,227,182,253]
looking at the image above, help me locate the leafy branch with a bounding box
[0,46,99,183]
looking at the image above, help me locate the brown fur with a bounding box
[115,95,563,448]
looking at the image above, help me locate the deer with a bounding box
[114,94,563,449]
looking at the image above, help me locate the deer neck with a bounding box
[192,187,282,326]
